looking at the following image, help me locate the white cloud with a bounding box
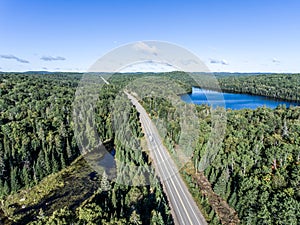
[41,56,66,61]
[133,42,158,55]
[272,58,280,64]
[210,58,229,65]
[0,54,29,63]
[119,60,176,73]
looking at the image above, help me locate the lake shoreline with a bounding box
[181,87,299,110]
[186,86,300,103]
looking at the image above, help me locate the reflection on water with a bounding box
[181,88,299,110]
[84,144,117,180]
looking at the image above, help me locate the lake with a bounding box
[180,87,299,110]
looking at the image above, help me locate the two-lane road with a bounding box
[125,91,207,225]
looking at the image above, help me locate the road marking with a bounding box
[142,113,197,225]
[143,122,185,224]
[142,110,202,224]
[125,91,207,225]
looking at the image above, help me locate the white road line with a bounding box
[143,122,184,223]
[125,91,207,225]
[141,105,199,225]
[143,111,201,224]
[151,129,195,225]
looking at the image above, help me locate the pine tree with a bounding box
[21,165,30,188]
[150,211,164,225]
[100,171,111,192]
[2,180,10,196]
[52,151,60,173]
[129,210,142,225]
[10,167,20,193]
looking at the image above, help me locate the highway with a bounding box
[125,91,207,225]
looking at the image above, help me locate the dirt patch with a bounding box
[184,162,240,225]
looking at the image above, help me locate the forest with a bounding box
[0,72,82,196]
[214,73,300,102]
[0,72,173,224]
[0,72,299,224]
[134,72,300,224]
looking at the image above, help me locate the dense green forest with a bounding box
[133,73,300,224]
[201,106,300,224]
[0,73,173,224]
[1,72,299,224]
[0,73,82,196]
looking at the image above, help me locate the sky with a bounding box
[0,0,299,73]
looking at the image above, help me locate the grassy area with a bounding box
[0,155,100,225]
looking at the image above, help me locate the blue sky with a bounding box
[0,0,299,72]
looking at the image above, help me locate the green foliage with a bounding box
[2,72,299,225]
[216,73,300,102]
[0,73,81,197]
[0,72,174,225]
[134,73,300,224]
[196,106,300,224]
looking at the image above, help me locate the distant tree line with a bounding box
[215,74,300,102]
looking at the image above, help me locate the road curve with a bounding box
[125,91,207,225]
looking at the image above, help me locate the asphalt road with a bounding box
[125,91,207,225]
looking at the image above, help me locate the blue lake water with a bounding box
[180,87,299,110]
